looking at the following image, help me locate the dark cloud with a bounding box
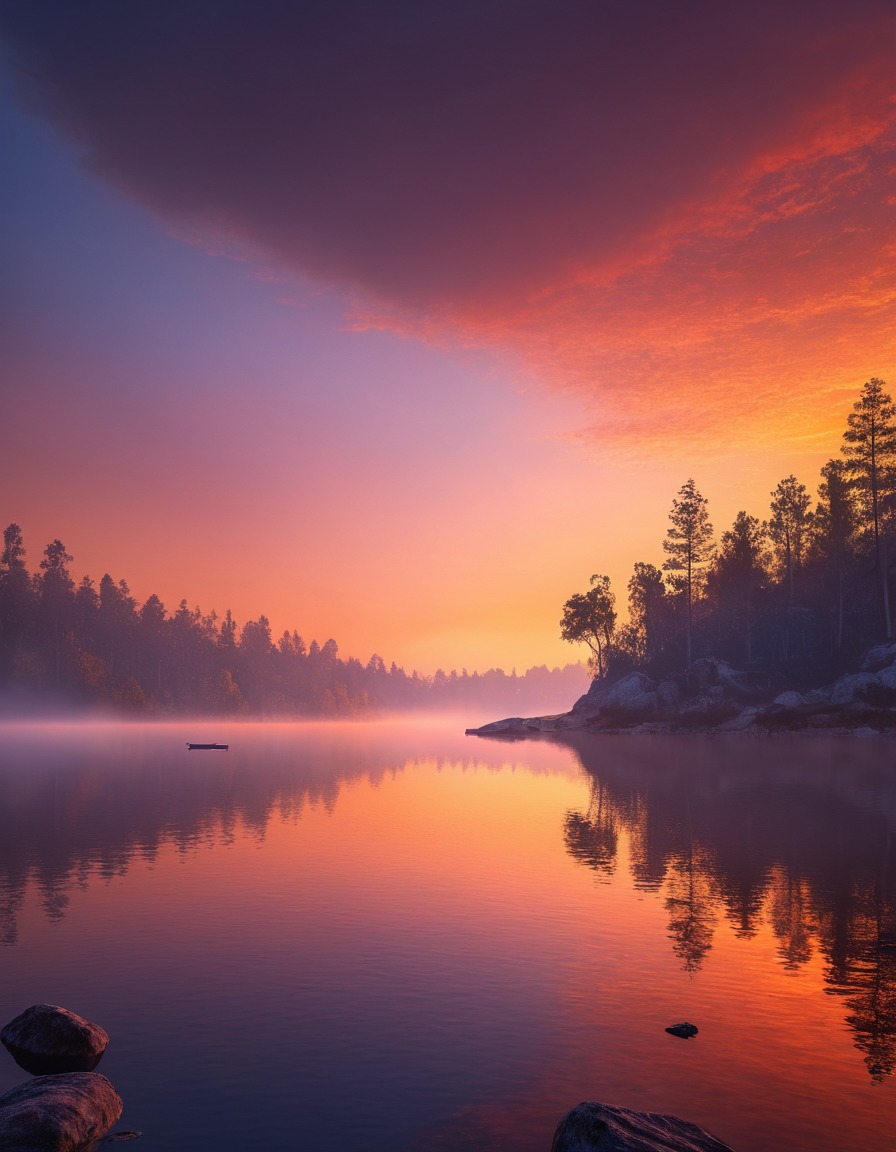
[1,0,893,315]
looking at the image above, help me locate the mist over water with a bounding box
[1,720,895,1152]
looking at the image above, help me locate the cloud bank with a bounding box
[3,0,895,449]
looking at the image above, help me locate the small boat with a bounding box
[186,742,229,751]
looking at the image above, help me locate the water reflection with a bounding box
[0,721,564,945]
[5,718,893,1142]
[559,733,896,1081]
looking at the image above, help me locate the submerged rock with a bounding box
[665,1022,698,1039]
[0,1072,122,1151]
[551,1101,733,1152]
[1,1004,109,1075]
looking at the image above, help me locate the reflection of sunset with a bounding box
[4,724,896,1150]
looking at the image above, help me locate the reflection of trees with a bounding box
[664,841,716,972]
[0,880,24,946]
[837,889,896,1081]
[0,726,499,942]
[768,868,815,969]
[564,779,618,878]
[557,732,896,1080]
[628,794,670,892]
[825,835,896,1082]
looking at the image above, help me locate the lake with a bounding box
[1,719,895,1151]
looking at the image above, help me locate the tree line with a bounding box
[0,529,586,715]
[562,377,896,684]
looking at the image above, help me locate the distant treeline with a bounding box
[0,527,587,716]
[561,377,896,687]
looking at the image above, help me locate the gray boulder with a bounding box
[602,673,657,716]
[571,679,607,714]
[711,661,768,700]
[0,1073,122,1151]
[830,673,880,706]
[717,706,759,732]
[568,673,658,724]
[1,1004,109,1075]
[551,1101,733,1152]
[860,642,896,672]
[655,680,681,713]
[676,693,723,720]
[685,659,718,695]
[772,691,803,709]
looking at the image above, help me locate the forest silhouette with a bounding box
[0,525,585,716]
[561,378,896,688]
[5,377,896,715]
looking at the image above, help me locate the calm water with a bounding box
[2,720,896,1151]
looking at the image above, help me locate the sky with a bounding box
[2,1,896,674]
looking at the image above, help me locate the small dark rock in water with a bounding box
[0,1072,123,1151]
[665,1022,699,1039]
[551,1101,733,1151]
[1,1004,109,1075]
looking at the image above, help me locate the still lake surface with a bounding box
[2,719,896,1151]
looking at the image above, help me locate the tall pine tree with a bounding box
[663,479,714,668]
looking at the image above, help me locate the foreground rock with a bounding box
[0,1073,122,1151]
[2,1004,109,1075]
[552,1102,733,1152]
[467,652,896,738]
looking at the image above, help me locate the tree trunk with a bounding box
[686,560,693,668]
[837,565,844,652]
[745,587,752,664]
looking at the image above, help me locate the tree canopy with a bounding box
[560,574,617,678]
[562,376,896,683]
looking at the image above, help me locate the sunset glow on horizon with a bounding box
[3,1,896,674]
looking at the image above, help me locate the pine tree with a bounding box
[662,479,714,668]
[813,459,856,652]
[767,475,812,606]
[841,378,896,638]
[713,511,767,663]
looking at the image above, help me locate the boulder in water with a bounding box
[551,1101,733,1152]
[1,1004,109,1075]
[0,1072,122,1151]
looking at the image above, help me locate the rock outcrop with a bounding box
[2,1004,109,1075]
[467,649,896,737]
[551,1102,733,1152]
[0,1072,122,1151]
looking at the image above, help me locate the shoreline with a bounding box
[466,651,896,740]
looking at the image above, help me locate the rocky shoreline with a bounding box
[467,644,896,739]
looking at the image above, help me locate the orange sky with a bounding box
[2,2,896,673]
